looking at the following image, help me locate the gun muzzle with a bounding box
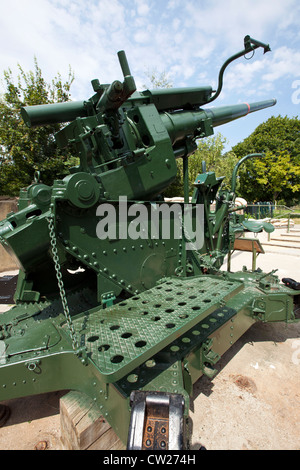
[160,99,276,146]
[21,100,87,128]
[206,99,277,127]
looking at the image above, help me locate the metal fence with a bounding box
[245,203,293,220]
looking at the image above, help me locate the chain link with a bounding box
[47,207,79,352]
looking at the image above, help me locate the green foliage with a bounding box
[232,115,300,203]
[0,58,75,196]
[143,69,173,89]
[164,133,238,197]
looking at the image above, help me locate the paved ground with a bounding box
[0,226,300,450]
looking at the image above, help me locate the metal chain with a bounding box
[47,208,79,352]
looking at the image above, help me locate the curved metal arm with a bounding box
[207,36,271,104]
[231,153,265,193]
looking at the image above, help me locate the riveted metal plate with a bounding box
[72,275,243,382]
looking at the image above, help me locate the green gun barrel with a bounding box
[160,99,276,145]
[21,100,87,128]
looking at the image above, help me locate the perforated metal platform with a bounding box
[73,275,243,382]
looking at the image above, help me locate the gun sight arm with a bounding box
[231,153,264,193]
[208,35,271,104]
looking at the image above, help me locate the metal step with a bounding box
[73,276,243,382]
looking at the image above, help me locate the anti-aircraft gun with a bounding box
[0,36,299,450]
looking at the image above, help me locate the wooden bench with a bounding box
[227,237,264,271]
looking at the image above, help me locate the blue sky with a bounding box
[1,0,300,151]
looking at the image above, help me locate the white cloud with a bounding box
[172,18,180,31]
[0,0,300,134]
[262,46,300,81]
[167,0,181,9]
[134,29,151,44]
[222,43,300,99]
[135,0,150,16]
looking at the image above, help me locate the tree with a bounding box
[190,133,238,189]
[143,69,173,89]
[232,116,300,204]
[0,58,75,196]
[164,133,238,197]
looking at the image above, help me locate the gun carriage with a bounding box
[0,36,299,450]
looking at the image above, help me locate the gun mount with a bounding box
[0,36,299,450]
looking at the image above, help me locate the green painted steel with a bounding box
[0,36,299,448]
[72,276,243,382]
